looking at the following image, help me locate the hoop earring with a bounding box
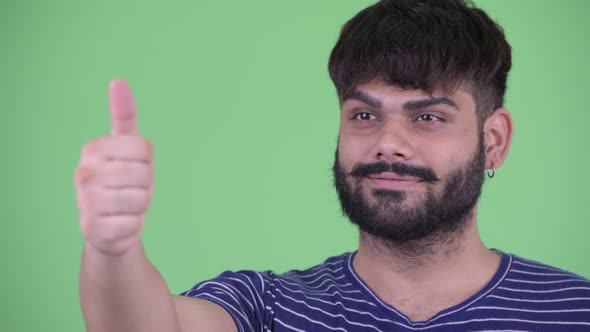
[486,161,495,179]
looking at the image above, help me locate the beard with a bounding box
[333,136,486,249]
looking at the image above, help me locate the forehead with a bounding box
[341,80,476,113]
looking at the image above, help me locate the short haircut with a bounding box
[328,0,512,121]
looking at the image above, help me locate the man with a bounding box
[75,0,590,331]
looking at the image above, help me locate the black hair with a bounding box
[328,0,512,121]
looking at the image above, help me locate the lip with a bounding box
[366,172,422,190]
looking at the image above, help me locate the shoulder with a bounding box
[460,251,590,329]
[178,252,356,331]
[180,269,274,332]
[505,252,590,283]
[181,252,353,296]
[180,269,276,305]
[494,251,590,305]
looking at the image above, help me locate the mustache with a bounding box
[349,161,439,183]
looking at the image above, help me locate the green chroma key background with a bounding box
[1,0,589,330]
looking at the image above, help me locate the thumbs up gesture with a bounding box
[74,79,154,256]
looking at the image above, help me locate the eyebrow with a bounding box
[403,97,460,111]
[341,91,382,108]
[341,90,460,111]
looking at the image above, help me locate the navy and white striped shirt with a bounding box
[180,250,590,331]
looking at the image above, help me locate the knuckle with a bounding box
[82,188,102,212]
[75,164,95,187]
[81,137,104,159]
[126,190,147,214]
[81,139,97,156]
[80,142,92,157]
[146,167,155,187]
[144,139,154,158]
[76,194,91,217]
[139,191,152,210]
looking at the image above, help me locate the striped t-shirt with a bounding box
[180,250,590,331]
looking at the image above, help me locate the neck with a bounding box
[353,212,501,319]
[359,225,465,271]
[358,209,477,271]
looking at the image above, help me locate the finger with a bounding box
[80,187,150,216]
[102,161,153,189]
[74,161,152,190]
[81,136,153,164]
[109,78,140,136]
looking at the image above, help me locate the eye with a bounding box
[352,112,378,121]
[415,114,443,122]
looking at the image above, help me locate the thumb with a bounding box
[109,78,140,136]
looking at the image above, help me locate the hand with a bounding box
[74,79,155,256]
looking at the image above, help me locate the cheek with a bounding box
[337,133,372,168]
[435,141,479,178]
[414,139,468,179]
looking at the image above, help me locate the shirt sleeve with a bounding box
[179,270,275,332]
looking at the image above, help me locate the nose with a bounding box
[373,121,415,162]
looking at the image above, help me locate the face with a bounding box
[334,80,486,244]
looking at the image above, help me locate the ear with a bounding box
[483,108,513,170]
